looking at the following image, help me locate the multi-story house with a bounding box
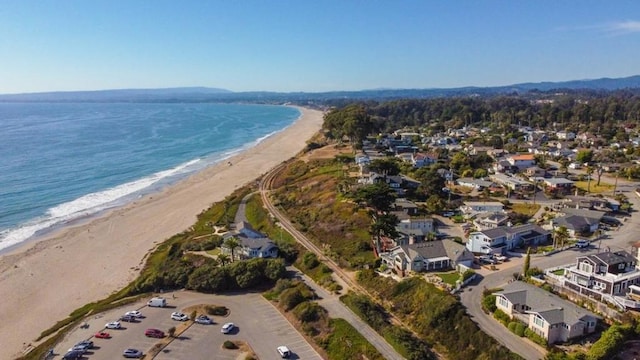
[466,224,550,254]
[495,281,598,344]
[562,250,640,298]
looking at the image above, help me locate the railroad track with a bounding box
[259,161,366,294]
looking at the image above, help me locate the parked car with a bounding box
[120,314,137,322]
[125,310,143,318]
[123,348,143,358]
[221,322,235,334]
[68,344,89,353]
[105,321,121,329]
[277,345,291,358]
[62,350,84,359]
[576,240,590,248]
[195,315,213,325]
[76,340,93,349]
[171,312,189,321]
[478,255,497,265]
[144,328,165,338]
[95,331,111,339]
[494,254,508,262]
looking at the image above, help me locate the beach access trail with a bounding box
[0,107,324,359]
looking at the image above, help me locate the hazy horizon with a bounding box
[2,1,640,94]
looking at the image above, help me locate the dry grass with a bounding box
[574,180,614,194]
[510,203,541,217]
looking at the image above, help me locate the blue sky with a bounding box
[1,1,640,94]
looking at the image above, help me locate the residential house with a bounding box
[508,154,536,169]
[561,250,640,303]
[495,282,598,344]
[493,159,519,174]
[543,178,575,193]
[391,217,435,247]
[456,177,495,190]
[222,221,279,259]
[473,212,510,230]
[524,166,547,179]
[552,208,604,236]
[490,173,533,191]
[460,201,505,216]
[393,198,419,216]
[557,131,576,140]
[466,224,550,254]
[361,173,421,196]
[410,152,438,168]
[381,240,474,275]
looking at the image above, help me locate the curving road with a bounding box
[460,173,640,360]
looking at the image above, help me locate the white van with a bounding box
[147,297,167,307]
[277,346,291,358]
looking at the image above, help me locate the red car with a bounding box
[94,331,111,339]
[144,328,165,338]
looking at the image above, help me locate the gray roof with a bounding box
[589,250,636,266]
[496,282,598,326]
[399,240,474,263]
[238,237,277,252]
[553,215,599,230]
[560,208,606,220]
[477,223,549,240]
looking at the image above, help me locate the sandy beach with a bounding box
[0,106,324,359]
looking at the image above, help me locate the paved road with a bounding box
[289,267,405,360]
[460,175,640,360]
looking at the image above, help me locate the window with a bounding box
[579,261,593,273]
[498,296,509,308]
[533,315,545,328]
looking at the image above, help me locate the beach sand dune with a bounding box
[0,107,323,359]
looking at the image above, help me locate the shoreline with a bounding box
[0,103,299,257]
[0,106,324,359]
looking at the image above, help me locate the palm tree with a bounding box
[585,166,594,193]
[224,237,240,262]
[554,226,570,249]
[217,253,231,266]
[369,213,399,254]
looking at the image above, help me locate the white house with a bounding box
[466,224,550,254]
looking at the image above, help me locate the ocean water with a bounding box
[0,102,300,252]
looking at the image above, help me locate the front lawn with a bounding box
[437,272,460,286]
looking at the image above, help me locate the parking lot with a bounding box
[56,291,322,360]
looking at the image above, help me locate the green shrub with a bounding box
[292,301,324,323]
[524,328,548,347]
[515,322,526,337]
[205,305,229,316]
[223,340,237,349]
[587,324,630,360]
[482,294,497,314]
[493,309,511,325]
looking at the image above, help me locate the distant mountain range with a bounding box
[2,75,640,103]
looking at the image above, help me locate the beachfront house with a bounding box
[494,281,598,344]
[380,240,474,276]
[222,221,279,260]
[466,224,550,254]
